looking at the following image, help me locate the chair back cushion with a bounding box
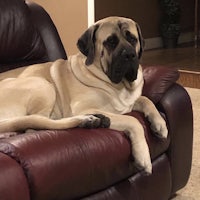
[0,0,46,65]
[0,0,67,72]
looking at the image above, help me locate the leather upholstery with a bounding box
[83,155,172,200]
[0,153,30,200]
[0,1,193,200]
[27,1,67,62]
[142,66,180,103]
[0,0,67,72]
[0,0,45,63]
[159,84,193,193]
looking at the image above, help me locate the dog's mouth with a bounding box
[107,57,139,84]
[104,45,140,84]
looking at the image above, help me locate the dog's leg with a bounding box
[109,113,152,174]
[81,110,152,174]
[0,114,107,133]
[133,96,168,138]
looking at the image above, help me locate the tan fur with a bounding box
[0,17,168,173]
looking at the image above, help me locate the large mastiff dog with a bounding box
[0,17,167,173]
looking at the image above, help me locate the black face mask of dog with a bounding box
[77,18,144,84]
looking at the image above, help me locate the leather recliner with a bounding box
[0,1,193,200]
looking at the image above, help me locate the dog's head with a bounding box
[77,17,144,84]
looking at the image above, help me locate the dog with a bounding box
[0,17,167,173]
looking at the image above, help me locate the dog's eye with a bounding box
[126,31,137,46]
[103,34,119,51]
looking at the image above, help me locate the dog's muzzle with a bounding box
[107,48,139,84]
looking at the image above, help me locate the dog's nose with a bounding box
[121,49,135,60]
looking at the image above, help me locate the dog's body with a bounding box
[0,17,167,173]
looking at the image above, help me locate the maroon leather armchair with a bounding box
[0,1,193,200]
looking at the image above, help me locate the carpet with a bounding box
[171,87,200,200]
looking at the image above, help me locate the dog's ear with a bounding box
[77,25,99,66]
[136,23,145,59]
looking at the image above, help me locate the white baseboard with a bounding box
[144,32,194,50]
[144,37,163,50]
[178,32,194,44]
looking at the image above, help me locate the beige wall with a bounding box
[34,0,88,55]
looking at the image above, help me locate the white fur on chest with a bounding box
[67,54,144,115]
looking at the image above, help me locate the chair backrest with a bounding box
[0,0,67,73]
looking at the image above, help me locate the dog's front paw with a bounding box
[151,117,168,139]
[78,115,101,128]
[79,114,110,129]
[133,149,152,175]
[93,114,110,128]
[125,131,152,174]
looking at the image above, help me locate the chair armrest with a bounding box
[142,66,180,103]
[158,84,193,193]
[142,66,193,192]
[0,152,30,200]
[0,129,133,200]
